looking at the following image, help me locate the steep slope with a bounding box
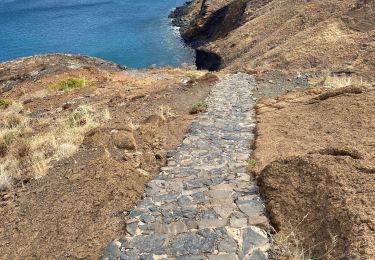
[173,0,375,81]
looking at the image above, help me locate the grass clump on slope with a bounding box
[49,78,87,92]
[190,100,207,114]
[0,99,11,109]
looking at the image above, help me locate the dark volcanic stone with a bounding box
[120,249,139,260]
[170,229,218,256]
[191,192,206,203]
[202,208,220,219]
[152,192,180,202]
[218,236,237,253]
[126,222,138,236]
[102,242,121,259]
[131,233,167,254]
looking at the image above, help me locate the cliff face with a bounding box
[173,0,375,79]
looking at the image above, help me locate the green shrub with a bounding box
[49,78,86,92]
[191,100,207,114]
[247,159,257,168]
[192,100,207,111]
[0,99,11,109]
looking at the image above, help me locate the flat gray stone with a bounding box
[120,249,139,260]
[242,227,268,256]
[126,222,138,236]
[152,192,180,202]
[191,192,206,203]
[102,242,121,259]
[229,217,247,228]
[170,229,218,256]
[202,208,220,219]
[184,179,211,189]
[238,201,264,217]
[140,213,155,224]
[177,256,205,260]
[154,221,188,234]
[208,254,238,260]
[131,233,167,254]
[177,207,198,219]
[198,219,227,229]
[177,196,193,206]
[218,236,238,253]
[245,249,268,260]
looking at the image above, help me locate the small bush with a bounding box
[247,159,257,168]
[0,142,7,157]
[192,100,207,110]
[6,114,22,128]
[3,131,16,146]
[191,100,207,114]
[67,105,94,127]
[0,99,11,109]
[49,78,86,92]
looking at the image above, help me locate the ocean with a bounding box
[0,0,194,68]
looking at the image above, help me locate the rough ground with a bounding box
[103,73,269,259]
[253,86,375,259]
[0,55,217,258]
[173,0,375,81]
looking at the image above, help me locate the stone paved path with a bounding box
[103,73,270,260]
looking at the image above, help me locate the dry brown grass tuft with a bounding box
[0,102,111,188]
[323,74,374,89]
[270,214,338,260]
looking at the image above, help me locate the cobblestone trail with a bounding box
[103,73,270,260]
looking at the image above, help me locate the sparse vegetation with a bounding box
[0,99,11,109]
[49,78,87,92]
[157,105,175,120]
[270,214,338,260]
[323,74,374,89]
[192,100,207,111]
[247,158,257,168]
[0,102,110,189]
[185,70,207,81]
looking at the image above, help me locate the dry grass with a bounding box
[184,70,207,81]
[270,214,338,260]
[0,99,12,110]
[157,105,175,120]
[0,102,111,189]
[323,74,374,89]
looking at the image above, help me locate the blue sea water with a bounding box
[0,0,194,68]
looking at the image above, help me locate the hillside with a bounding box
[0,55,217,258]
[173,0,375,82]
[0,0,374,259]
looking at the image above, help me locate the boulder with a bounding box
[113,130,137,150]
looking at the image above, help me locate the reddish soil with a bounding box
[0,56,217,258]
[253,86,375,259]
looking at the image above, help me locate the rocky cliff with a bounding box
[172,0,375,80]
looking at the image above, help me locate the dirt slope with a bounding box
[0,55,216,258]
[253,86,375,259]
[174,0,375,81]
